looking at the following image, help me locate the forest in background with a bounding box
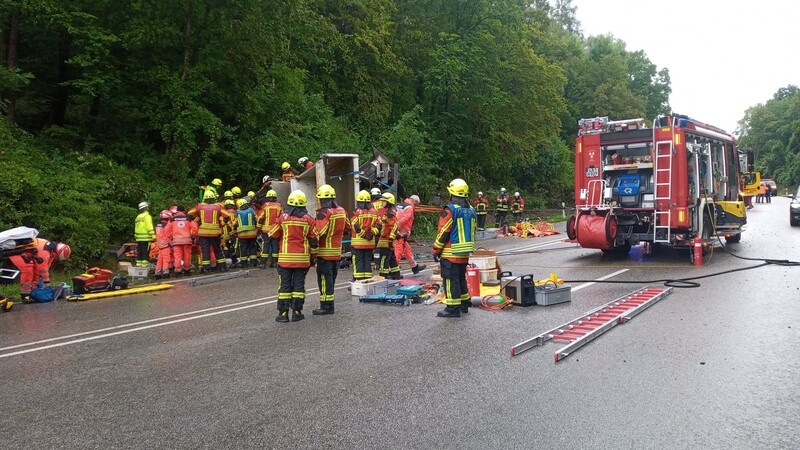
[1,0,677,265]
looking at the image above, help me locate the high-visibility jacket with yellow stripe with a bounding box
[235,207,258,239]
[134,211,156,242]
[432,204,476,263]
[315,205,351,260]
[258,202,283,233]
[267,212,318,268]
[350,207,379,250]
[195,202,224,237]
[377,208,397,249]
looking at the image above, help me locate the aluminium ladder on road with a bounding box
[510,287,673,362]
[654,137,674,243]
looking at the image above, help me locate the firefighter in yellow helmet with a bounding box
[203,178,223,200]
[350,190,379,280]
[195,189,227,272]
[267,190,318,322]
[312,184,351,315]
[234,198,259,268]
[376,192,401,279]
[257,189,282,267]
[432,178,477,317]
[281,162,299,182]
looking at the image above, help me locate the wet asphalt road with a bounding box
[1,198,799,449]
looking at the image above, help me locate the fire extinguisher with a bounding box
[466,264,481,297]
[692,235,703,266]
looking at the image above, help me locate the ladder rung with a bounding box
[551,335,577,342]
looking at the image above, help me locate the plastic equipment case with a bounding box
[534,282,571,306]
[501,272,536,307]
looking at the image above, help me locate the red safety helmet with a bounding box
[55,243,71,261]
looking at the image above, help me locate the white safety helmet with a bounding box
[408,195,420,205]
[370,187,381,196]
[477,191,483,196]
[514,192,520,197]
[138,201,149,210]
[262,175,272,184]
[500,187,507,193]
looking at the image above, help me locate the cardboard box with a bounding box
[479,269,498,282]
[469,256,496,270]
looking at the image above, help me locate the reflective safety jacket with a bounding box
[377,207,397,249]
[315,205,351,260]
[496,194,510,211]
[155,221,171,249]
[195,202,224,237]
[433,204,477,263]
[135,211,156,242]
[235,207,258,239]
[350,206,379,250]
[258,201,283,233]
[511,196,525,212]
[395,202,416,238]
[165,212,197,245]
[473,196,489,215]
[267,212,318,268]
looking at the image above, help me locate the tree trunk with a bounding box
[6,9,19,124]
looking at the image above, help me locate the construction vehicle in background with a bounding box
[567,114,761,262]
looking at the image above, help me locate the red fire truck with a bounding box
[567,114,760,260]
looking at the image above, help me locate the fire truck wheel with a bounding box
[566,215,577,240]
[601,243,631,256]
[725,233,741,243]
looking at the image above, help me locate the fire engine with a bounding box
[566,114,761,260]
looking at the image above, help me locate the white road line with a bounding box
[496,238,570,255]
[571,269,630,292]
[0,280,350,353]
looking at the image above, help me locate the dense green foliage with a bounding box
[1,0,672,264]
[737,85,800,191]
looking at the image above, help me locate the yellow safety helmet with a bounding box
[316,184,336,199]
[236,198,248,208]
[381,192,396,205]
[203,190,218,200]
[211,178,223,187]
[266,189,278,198]
[224,199,235,207]
[223,190,233,198]
[281,162,290,171]
[447,178,469,197]
[356,190,371,202]
[248,191,255,197]
[231,186,242,196]
[287,190,307,207]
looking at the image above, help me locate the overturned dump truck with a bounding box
[270,154,361,214]
[567,114,761,261]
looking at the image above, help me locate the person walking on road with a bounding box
[433,179,477,318]
[312,185,351,315]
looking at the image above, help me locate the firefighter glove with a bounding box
[354,224,362,234]
[364,232,374,240]
[309,256,316,267]
[433,253,441,263]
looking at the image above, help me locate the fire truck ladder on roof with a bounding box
[654,138,674,243]
[510,287,673,361]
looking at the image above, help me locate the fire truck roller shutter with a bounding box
[575,212,615,250]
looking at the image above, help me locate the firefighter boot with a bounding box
[275,300,290,323]
[312,301,334,315]
[412,264,427,275]
[437,304,461,318]
[460,299,471,314]
[291,299,305,322]
[20,293,34,304]
[268,256,276,268]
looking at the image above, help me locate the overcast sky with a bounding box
[571,0,800,135]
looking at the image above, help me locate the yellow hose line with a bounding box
[67,284,174,301]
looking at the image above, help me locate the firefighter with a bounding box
[258,189,283,268]
[298,157,314,171]
[473,191,489,231]
[204,178,223,199]
[9,239,70,303]
[312,184,351,315]
[195,190,227,272]
[370,187,383,210]
[231,186,242,203]
[495,187,510,234]
[395,195,427,275]
[222,190,233,203]
[221,198,239,267]
[154,210,173,279]
[511,191,525,224]
[234,198,259,268]
[267,190,318,322]
[377,192,401,279]
[165,205,197,276]
[134,201,156,267]
[281,162,299,181]
[351,190,379,281]
[433,178,477,318]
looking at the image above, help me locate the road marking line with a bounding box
[0,280,350,353]
[496,238,570,255]
[571,269,630,292]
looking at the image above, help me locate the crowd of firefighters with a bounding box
[133,164,483,319]
[472,188,526,235]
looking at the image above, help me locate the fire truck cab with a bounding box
[568,114,760,260]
